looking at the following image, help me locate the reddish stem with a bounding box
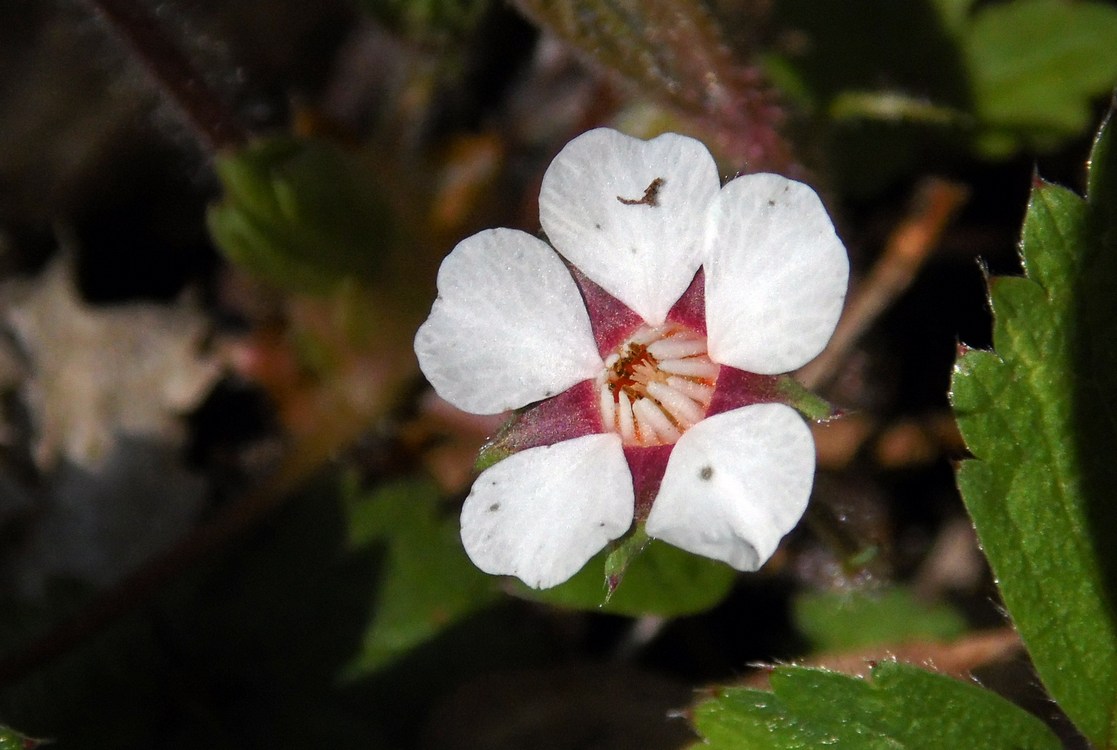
[85,0,247,151]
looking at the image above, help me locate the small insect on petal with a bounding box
[617,177,666,206]
[415,127,847,589]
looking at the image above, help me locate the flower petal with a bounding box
[704,174,849,374]
[415,228,603,414]
[539,128,721,325]
[645,403,814,571]
[461,433,634,589]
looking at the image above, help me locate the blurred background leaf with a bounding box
[793,586,966,652]
[208,136,397,295]
[768,0,1117,193]
[342,477,498,674]
[964,0,1117,156]
[521,538,737,617]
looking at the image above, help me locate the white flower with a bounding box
[415,128,848,589]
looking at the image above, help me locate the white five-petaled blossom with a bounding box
[415,128,849,589]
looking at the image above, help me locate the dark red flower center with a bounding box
[597,323,718,446]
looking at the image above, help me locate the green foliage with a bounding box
[521,536,736,617]
[342,478,498,674]
[0,724,43,749]
[951,109,1117,747]
[766,0,971,195]
[770,0,1117,192]
[794,587,966,651]
[772,0,969,110]
[207,137,395,294]
[928,0,975,33]
[964,0,1117,156]
[691,662,1061,750]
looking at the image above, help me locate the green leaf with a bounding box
[519,537,736,617]
[768,0,1117,186]
[343,478,499,675]
[691,662,1062,750]
[794,587,966,651]
[207,137,395,294]
[763,0,973,196]
[928,0,975,34]
[965,0,1117,155]
[951,108,1117,747]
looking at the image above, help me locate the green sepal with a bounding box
[776,374,840,422]
[475,422,514,473]
[603,523,651,602]
[520,537,735,617]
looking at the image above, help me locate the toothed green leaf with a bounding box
[951,108,1117,747]
[691,662,1061,750]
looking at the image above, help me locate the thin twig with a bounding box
[798,178,969,392]
[0,1,343,690]
[742,627,1022,689]
[0,388,376,689]
[84,0,247,151]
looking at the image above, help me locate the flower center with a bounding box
[597,324,718,446]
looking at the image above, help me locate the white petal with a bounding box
[539,128,721,325]
[645,403,815,571]
[460,434,633,589]
[704,174,849,374]
[414,228,603,415]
